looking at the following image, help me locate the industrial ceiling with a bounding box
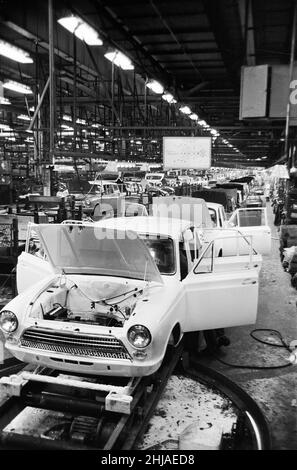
[0,0,295,168]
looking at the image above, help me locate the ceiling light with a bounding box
[0,40,33,63]
[0,123,12,131]
[146,79,164,94]
[3,80,32,94]
[29,106,35,112]
[58,16,103,46]
[189,113,199,120]
[91,123,101,128]
[61,131,74,136]
[76,118,86,125]
[17,114,31,121]
[179,106,191,115]
[0,97,11,105]
[63,114,72,122]
[104,49,134,70]
[0,132,13,137]
[162,92,176,104]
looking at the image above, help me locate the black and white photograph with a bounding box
[0,0,296,457]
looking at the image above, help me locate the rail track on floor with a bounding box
[0,345,271,450]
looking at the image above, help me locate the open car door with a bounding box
[16,224,53,294]
[182,235,260,331]
[227,207,271,255]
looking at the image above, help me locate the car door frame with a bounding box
[17,223,54,293]
[181,234,260,331]
[227,207,271,255]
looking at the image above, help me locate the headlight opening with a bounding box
[127,325,151,349]
[0,310,19,333]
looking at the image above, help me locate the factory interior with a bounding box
[0,0,297,454]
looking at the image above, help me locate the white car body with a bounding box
[206,202,271,256]
[1,218,261,377]
[152,196,270,257]
[145,173,165,187]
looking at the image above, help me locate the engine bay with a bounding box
[29,275,143,327]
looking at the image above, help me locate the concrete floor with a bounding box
[200,204,297,450]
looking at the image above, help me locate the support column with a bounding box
[285,1,297,168]
[45,0,55,195]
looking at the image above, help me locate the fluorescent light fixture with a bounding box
[104,49,134,70]
[146,79,164,94]
[189,113,199,120]
[0,40,33,64]
[58,16,103,46]
[210,129,219,136]
[179,106,191,115]
[63,114,72,122]
[61,124,73,130]
[0,123,12,131]
[61,131,74,136]
[17,114,31,121]
[91,123,101,128]
[29,106,35,112]
[0,97,11,105]
[162,92,176,104]
[76,118,86,125]
[3,80,32,94]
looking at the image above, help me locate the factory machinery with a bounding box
[0,342,271,451]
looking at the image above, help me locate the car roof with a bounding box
[206,201,223,209]
[95,216,193,239]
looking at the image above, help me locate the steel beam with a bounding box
[238,0,256,66]
[48,0,55,157]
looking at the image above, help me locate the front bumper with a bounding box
[6,343,162,377]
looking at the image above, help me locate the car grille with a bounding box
[19,327,131,360]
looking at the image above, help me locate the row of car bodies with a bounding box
[0,181,271,378]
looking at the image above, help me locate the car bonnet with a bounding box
[32,223,163,283]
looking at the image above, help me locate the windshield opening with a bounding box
[35,225,162,283]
